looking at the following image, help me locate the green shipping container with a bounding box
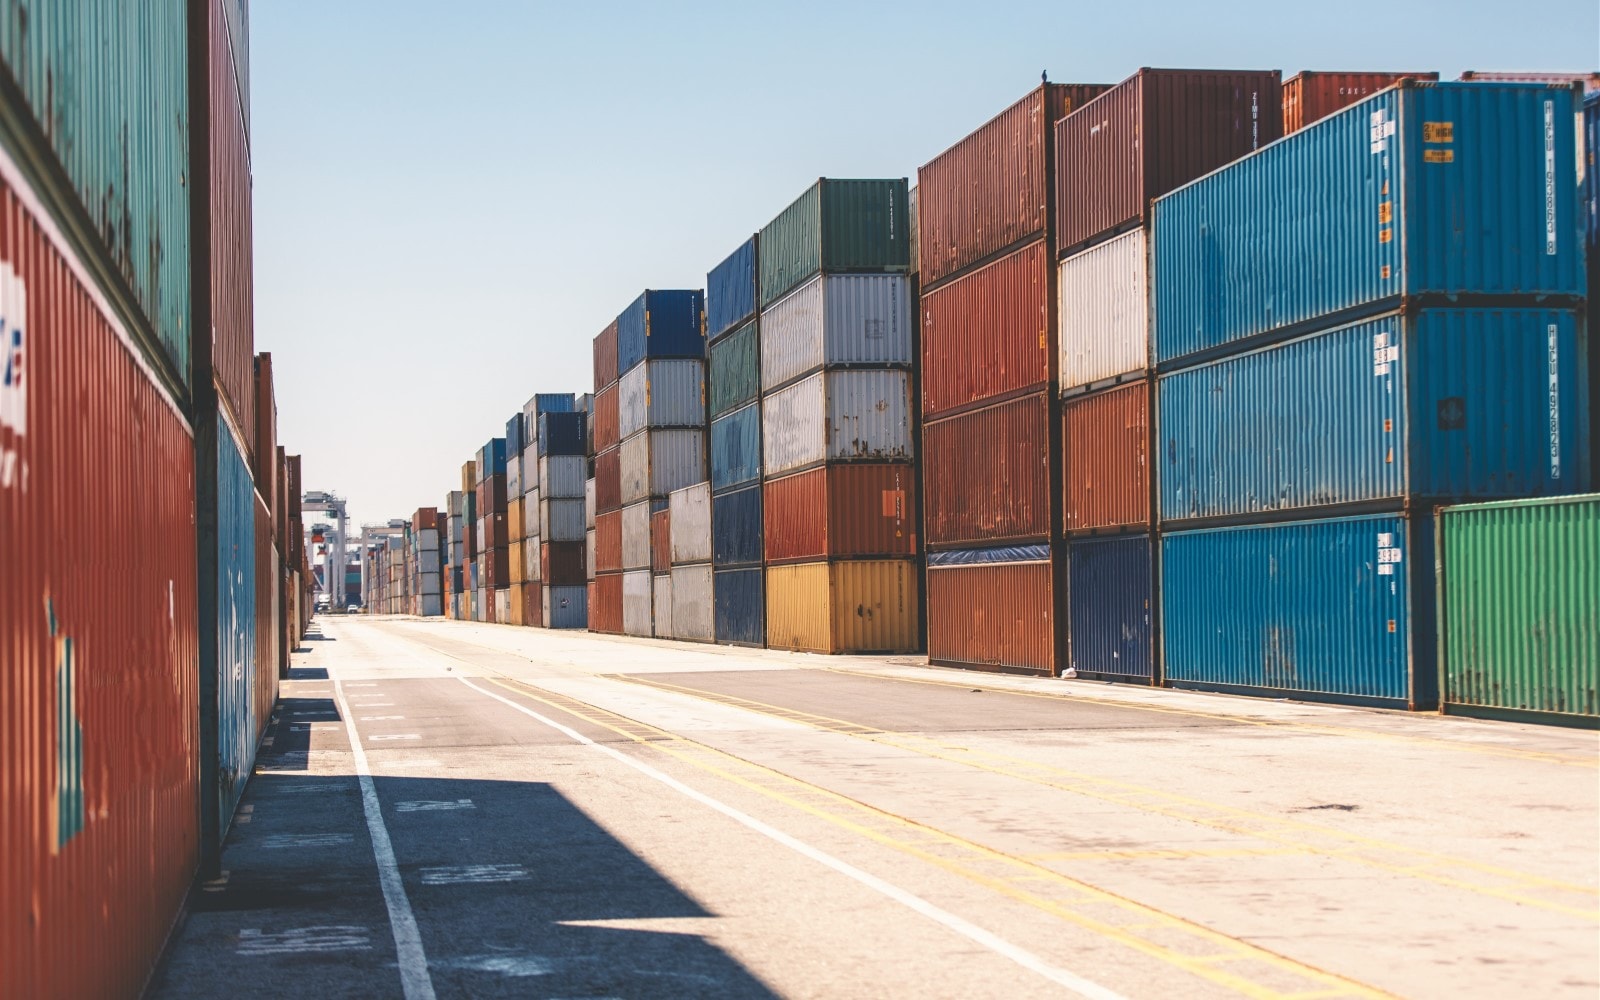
[0,2,192,387]
[758,178,909,306]
[709,318,759,419]
[1437,493,1599,724]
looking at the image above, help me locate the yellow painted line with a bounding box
[619,674,1600,921]
[486,675,1387,1000]
[1026,847,1312,863]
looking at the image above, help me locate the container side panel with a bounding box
[709,318,760,418]
[924,394,1053,546]
[1068,535,1153,679]
[1065,380,1151,533]
[707,235,758,339]
[711,401,762,492]
[1058,229,1150,391]
[927,561,1056,673]
[921,240,1050,418]
[712,483,764,567]
[671,564,715,641]
[215,420,257,832]
[714,566,766,645]
[765,562,834,652]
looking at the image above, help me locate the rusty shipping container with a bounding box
[1282,70,1439,132]
[1054,68,1282,256]
[595,445,621,513]
[1063,380,1151,535]
[589,573,624,634]
[917,84,1108,287]
[923,393,1054,547]
[920,239,1051,419]
[594,320,619,389]
[593,382,620,452]
[252,493,280,742]
[764,464,918,564]
[651,507,672,574]
[0,161,201,998]
[926,552,1058,674]
[594,509,623,573]
[541,541,587,587]
[253,354,277,510]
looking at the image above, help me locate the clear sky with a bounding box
[251,0,1600,529]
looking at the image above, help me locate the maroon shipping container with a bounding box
[206,0,256,459]
[484,546,511,589]
[1055,68,1283,256]
[1063,380,1151,535]
[252,354,277,515]
[764,464,918,564]
[920,239,1050,420]
[594,510,623,573]
[594,320,619,390]
[918,83,1108,287]
[595,445,621,513]
[923,393,1053,547]
[482,512,509,551]
[541,541,587,587]
[593,382,620,452]
[1282,71,1439,133]
[522,583,545,626]
[0,165,202,998]
[589,573,624,634]
[927,561,1057,674]
[651,508,672,574]
[413,507,439,531]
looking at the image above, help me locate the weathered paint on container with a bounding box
[595,445,621,513]
[712,483,763,567]
[252,353,278,506]
[585,529,597,580]
[524,535,542,582]
[1437,493,1598,721]
[672,563,715,642]
[714,567,766,646]
[619,358,706,438]
[761,369,913,477]
[507,497,526,545]
[707,235,758,340]
[1159,309,1590,525]
[1153,82,1589,367]
[544,584,588,629]
[763,464,918,564]
[622,500,652,571]
[589,573,624,634]
[595,509,622,573]
[924,393,1053,547]
[1068,534,1153,681]
[1058,228,1149,393]
[1056,68,1283,256]
[1283,71,1439,133]
[505,410,525,456]
[593,382,620,452]
[765,560,920,654]
[710,318,760,418]
[537,411,587,457]
[1162,512,1436,707]
[621,428,706,504]
[541,541,586,587]
[917,84,1109,287]
[206,0,256,450]
[539,498,586,542]
[617,289,706,375]
[1064,380,1151,534]
[760,273,913,391]
[908,184,919,277]
[215,418,258,832]
[594,320,619,389]
[507,532,527,583]
[586,478,596,529]
[670,482,713,564]
[508,581,528,626]
[623,569,654,636]
[540,456,587,499]
[926,557,1057,674]
[760,178,910,305]
[506,453,523,500]
[1458,71,1600,90]
[651,507,672,574]
[710,401,761,493]
[920,239,1050,420]
[652,572,674,638]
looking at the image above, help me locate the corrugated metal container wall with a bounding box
[616,289,706,376]
[1437,494,1598,720]
[670,482,713,563]
[208,0,256,452]
[1458,71,1600,90]
[1058,229,1148,393]
[760,273,913,391]
[537,412,587,457]
[908,185,918,276]
[1068,535,1153,680]
[1056,68,1283,256]
[1064,380,1151,534]
[586,529,597,579]
[0,172,201,998]
[618,358,705,438]
[653,573,674,638]
[544,584,586,629]
[920,240,1050,419]
[540,499,586,543]
[593,382,619,452]
[1586,93,1598,252]
[0,2,192,385]
[1162,513,1434,706]
[765,560,920,654]
[926,555,1057,674]
[651,507,672,573]
[594,321,618,389]
[595,446,621,512]
[215,420,257,830]
[712,484,763,567]
[672,564,715,642]
[761,370,913,476]
[710,318,760,418]
[707,235,758,340]
[1282,71,1439,132]
[760,179,910,305]
[594,510,623,573]
[523,536,541,582]
[924,394,1053,546]
[711,402,761,492]
[252,354,277,507]
[917,84,1108,286]
[1159,309,1590,525]
[622,501,652,571]
[623,570,654,636]
[541,541,585,587]
[508,582,527,626]
[1152,83,1588,367]
[620,432,649,504]
[589,573,624,634]
[715,567,766,646]
[763,464,918,564]
[540,456,587,499]
[253,507,278,737]
[585,478,596,529]
[622,428,706,504]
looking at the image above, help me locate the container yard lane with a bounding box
[151,616,1600,1000]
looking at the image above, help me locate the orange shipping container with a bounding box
[1063,380,1151,534]
[595,445,621,513]
[923,393,1054,547]
[1282,71,1439,133]
[589,573,624,634]
[651,507,672,573]
[522,582,545,626]
[594,510,623,573]
[764,464,918,564]
[594,320,619,389]
[593,382,620,452]
[927,560,1058,674]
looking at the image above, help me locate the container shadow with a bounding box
[250,696,340,773]
[285,666,329,681]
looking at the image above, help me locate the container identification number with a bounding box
[1377,532,1403,576]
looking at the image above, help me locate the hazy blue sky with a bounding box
[252,0,1599,528]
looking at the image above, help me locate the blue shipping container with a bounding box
[715,566,766,646]
[216,421,258,829]
[533,393,576,415]
[1161,512,1435,707]
[479,438,507,477]
[545,585,588,629]
[505,413,524,456]
[1068,535,1153,681]
[1586,92,1599,251]
[708,235,759,341]
[1153,82,1588,367]
[617,289,707,375]
[711,402,761,493]
[712,484,763,566]
[1159,308,1590,524]
[537,412,587,457]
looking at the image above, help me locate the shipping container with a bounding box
[1435,493,1597,722]
[1067,534,1154,681]
[590,573,624,634]
[506,410,525,457]
[920,239,1050,420]
[760,273,913,392]
[544,584,588,629]
[714,567,767,646]
[621,427,707,504]
[1056,68,1283,256]
[507,535,526,583]
[917,83,1109,287]
[1058,228,1149,393]
[924,393,1053,547]
[760,178,910,305]
[617,289,706,375]
[507,497,526,544]
[1064,380,1151,534]
[586,529,598,580]
[708,235,758,340]
[509,581,528,626]
[537,411,587,457]
[1162,512,1435,707]
[214,418,258,842]
[623,500,652,571]
[586,477,597,529]
[764,464,918,563]
[765,560,920,654]
[710,318,761,418]
[594,382,620,452]
[651,506,672,574]
[926,550,1057,674]
[619,358,706,438]
[494,587,511,625]
[670,482,713,564]
[1159,309,1589,526]
[539,455,587,499]
[206,0,256,453]
[1153,82,1588,368]
[477,438,508,477]
[711,401,762,492]
[623,570,655,636]
[712,483,764,567]
[1282,71,1439,133]
[672,564,715,642]
[908,184,919,277]
[252,354,278,505]
[524,535,542,582]
[1457,70,1600,90]
[594,320,619,389]
[653,573,675,639]
[595,445,621,513]
[539,498,587,542]
[762,369,913,476]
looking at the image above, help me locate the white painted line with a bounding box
[396,799,475,813]
[369,734,422,742]
[346,683,379,688]
[419,864,528,885]
[360,715,406,721]
[334,677,436,1000]
[456,677,1125,1000]
[260,833,353,850]
[237,925,373,956]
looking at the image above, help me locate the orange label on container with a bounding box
[881,489,904,519]
[1383,418,1393,433]
[1378,202,1392,223]
[1387,620,1397,633]
[1422,122,1454,143]
[1424,149,1454,163]
[1381,265,1392,279]
[1379,228,1392,243]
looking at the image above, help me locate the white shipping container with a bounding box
[540,498,586,542]
[622,570,653,636]
[418,594,443,617]
[507,453,522,498]
[619,359,706,438]
[1058,227,1149,393]
[414,528,439,552]
[494,588,511,624]
[585,528,597,580]
[670,563,714,642]
[522,444,539,496]
[544,585,587,629]
[652,573,675,639]
[585,477,596,529]
[668,481,712,564]
[417,550,441,574]
[761,273,913,392]
[621,500,652,570]
[539,455,587,499]
[621,428,706,505]
[525,535,542,581]
[761,370,913,477]
[417,571,441,596]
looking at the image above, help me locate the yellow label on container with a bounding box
[1378,202,1392,223]
[1424,149,1454,163]
[1379,228,1392,243]
[1422,122,1454,143]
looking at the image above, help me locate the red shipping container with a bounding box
[917,83,1108,287]
[1282,71,1439,133]
[1055,68,1283,256]
[412,507,439,531]
[522,583,545,626]
[920,239,1050,420]
[484,546,511,589]
[589,573,624,634]
[923,393,1054,547]
[594,510,623,573]
[1064,380,1151,534]
[651,508,672,573]
[593,382,620,452]
[252,353,277,513]
[482,512,509,550]
[206,0,256,460]
[595,445,621,513]
[594,320,619,390]
[764,464,918,564]
[252,493,280,741]
[541,541,588,586]
[927,561,1058,674]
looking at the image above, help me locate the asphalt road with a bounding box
[149,616,1600,999]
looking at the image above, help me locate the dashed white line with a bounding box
[370,734,422,742]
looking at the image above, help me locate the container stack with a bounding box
[668,482,715,641]
[505,410,533,625]
[757,179,920,654]
[536,400,591,628]
[474,440,508,622]
[1151,80,1592,709]
[1587,89,1600,475]
[1282,71,1439,133]
[459,461,478,620]
[444,490,467,618]
[591,321,624,633]
[707,236,766,645]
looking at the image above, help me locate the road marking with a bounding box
[361,715,406,721]
[370,734,422,742]
[333,676,436,1000]
[457,676,1127,1000]
[271,783,344,795]
[237,925,373,956]
[347,683,379,688]
[420,864,529,885]
[260,833,353,849]
[397,799,475,813]
[433,953,554,977]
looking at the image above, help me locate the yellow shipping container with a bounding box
[766,560,920,654]
[461,461,476,494]
[509,582,526,626]
[508,538,527,584]
[508,497,526,542]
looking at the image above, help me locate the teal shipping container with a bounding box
[214,419,258,831]
[759,178,910,306]
[709,318,759,418]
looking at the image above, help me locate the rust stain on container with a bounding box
[207,0,256,458]
[651,507,672,574]
[594,320,619,389]
[589,573,624,634]
[594,510,623,573]
[594,445,621,513]
[923,393,1053,547]
[1063,380,1151,534]
[593,382,620,453]
[763,463,918,564]
[920,239,1051,419]
[927,561,1057,674]
[1282,71,1439,133]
